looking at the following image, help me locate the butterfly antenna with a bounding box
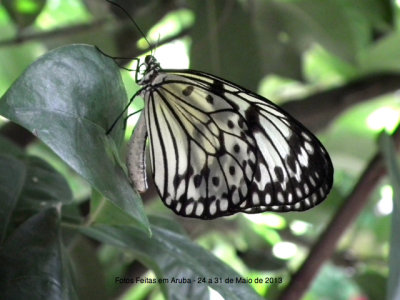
[152,33,161,56]
[106,0,152,50]
[95,46,139,72]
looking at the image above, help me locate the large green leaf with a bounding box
[0,208,65,300]
[81,221,263,300]
[0,44,150,233]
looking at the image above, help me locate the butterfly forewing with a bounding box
[129,56,333,219]
[143,74,258,218]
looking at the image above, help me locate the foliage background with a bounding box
[0,0,400,299]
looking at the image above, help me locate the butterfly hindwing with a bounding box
[140,68,333,219]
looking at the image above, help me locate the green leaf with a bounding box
[89,189,141,226]
[0,154,26,244]
[0,44,150,233]
[0,207,64,300]
[80,223,263,300]
[379,132,400,300]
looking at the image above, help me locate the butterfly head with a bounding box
[137,55,161,85]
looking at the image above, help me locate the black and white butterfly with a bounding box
[122,55,333,220]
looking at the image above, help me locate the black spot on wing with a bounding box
[212,177,220,187]
[245,106,260,132]
[182,85,194,96]
[274,166,284,182]
[194,174,202,188]
[229,166,235,175]
[209,78,225,95]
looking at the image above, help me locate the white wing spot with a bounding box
[298,148,309,167]
[319,187,325,197]
[304,183,309,194]
[266,194,272,204]
[277,192,284,203]
[232,190,240,205]
[302,132,312,141]
[220,199,228,211]
[288,193,293,203]
[240,184,248,197]
[210,201,217,215]
[176,203,182,212]
[304,142,314,154]
[312,193,318,204]
[185,203,194,215]
[296,187,302,197]
[252,193,260,205]
[195,203,204,216]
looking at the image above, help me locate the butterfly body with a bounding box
[127,55,333,219]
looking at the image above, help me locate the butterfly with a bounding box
[119,54,334,220]
[103,0,333,219]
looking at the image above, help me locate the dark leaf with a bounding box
[0,208,64,300]
[0,44,150,233]
[0,154,26,244]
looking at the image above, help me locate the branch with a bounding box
[278,124,400,300]
[0,19,108,47]
[282,73,400,132]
